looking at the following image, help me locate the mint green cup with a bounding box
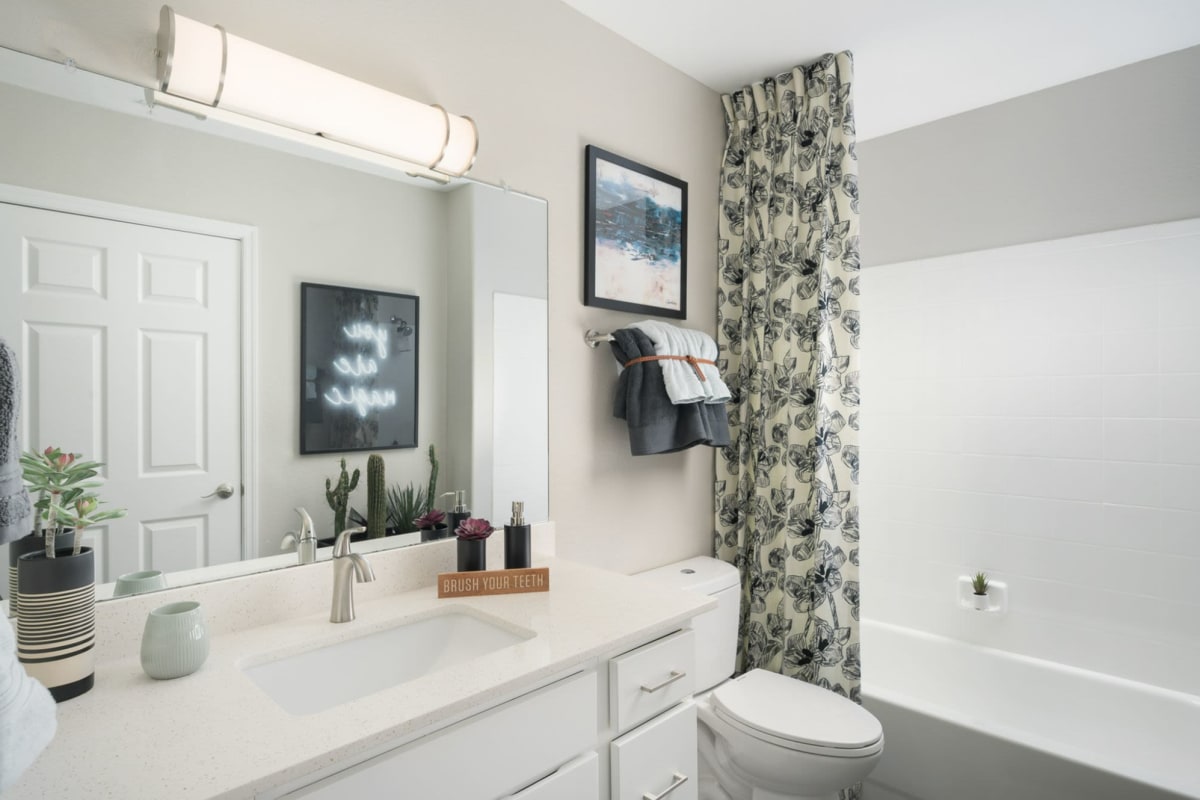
[114,570,168,597]
[140,601,209,680]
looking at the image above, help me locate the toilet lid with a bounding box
[711,669,883,752]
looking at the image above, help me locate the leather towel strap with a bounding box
[623,354,716,381]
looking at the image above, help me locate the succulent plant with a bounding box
[387,483,425,533]
[325,458,360,536]
[21,446,126,558]
[414,509,446,530]
[366,454,386,539]
[971,571,989,596]
[455,517,494,540]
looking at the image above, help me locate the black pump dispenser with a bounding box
[447,490,470,537]
[504,501,531,569]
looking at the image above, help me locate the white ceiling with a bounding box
[559,0,1200,140]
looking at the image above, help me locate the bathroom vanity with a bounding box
[5,538,710,799]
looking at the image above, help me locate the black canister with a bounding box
[457,538,486,572]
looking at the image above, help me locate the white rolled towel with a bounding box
[629,320,731,405]
[0,620,56,791]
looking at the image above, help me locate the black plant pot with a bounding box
[17,546,95,702]
[457,538,487,572]
[7,531,74,619]
[316,528,369,549]
[420,524,450,542]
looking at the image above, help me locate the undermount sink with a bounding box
[241,610,535,715]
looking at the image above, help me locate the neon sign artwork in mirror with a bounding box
[300,282,419,453]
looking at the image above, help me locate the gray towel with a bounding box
[611,328,731,456]
[0,339,32,545]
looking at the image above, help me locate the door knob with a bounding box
[202,482,236,500]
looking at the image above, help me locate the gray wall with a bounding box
[859,45,1200,266]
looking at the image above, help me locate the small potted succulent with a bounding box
[415,508,448,541]
[455,517,493,572]
[971,571,990,611]
[17,446,127,701]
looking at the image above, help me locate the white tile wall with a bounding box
[861,220,1200,695]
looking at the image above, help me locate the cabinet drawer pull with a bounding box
[640,670,686,693]
[643,772,688,800]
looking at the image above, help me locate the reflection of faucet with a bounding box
[280,507,318,565]
[330,527,375,623]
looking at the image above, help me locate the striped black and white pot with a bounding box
[16,546,96,702]
[6,531,74,620]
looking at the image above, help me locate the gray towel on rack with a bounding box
[610,328,730,456]
[0,339,32,545]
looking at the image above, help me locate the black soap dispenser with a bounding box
[447,490,470,538]
[504,501,531,569]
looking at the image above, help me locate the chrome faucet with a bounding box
[330,527,375,623]
[280,507,318,565]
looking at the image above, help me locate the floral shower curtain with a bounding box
[715,52,861,703]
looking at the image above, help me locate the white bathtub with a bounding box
[860,620,1200,800]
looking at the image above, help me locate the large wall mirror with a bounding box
[0,48,549,602]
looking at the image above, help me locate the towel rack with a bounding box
[584,329,615,349]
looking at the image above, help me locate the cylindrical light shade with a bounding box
[156,6,477,176]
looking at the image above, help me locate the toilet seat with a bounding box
[710,669,884,758]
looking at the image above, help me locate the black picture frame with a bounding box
[299,282,419,455]
[584,145,688,319]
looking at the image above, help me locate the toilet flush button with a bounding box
[680,568,695,574]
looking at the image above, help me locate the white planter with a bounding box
[972,593,989,611]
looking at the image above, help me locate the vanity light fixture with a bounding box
[153,5,478,183]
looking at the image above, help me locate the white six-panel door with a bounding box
[0,202,242,582]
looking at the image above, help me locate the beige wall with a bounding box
[0,0,726,572]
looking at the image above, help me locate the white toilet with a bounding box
[638,556,884,800]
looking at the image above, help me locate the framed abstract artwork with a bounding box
[584,145,688,319]
[299,282,419,454]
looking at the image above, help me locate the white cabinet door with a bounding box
[0,202,243,581]
[286,671,598,800]
[611,702,698,800]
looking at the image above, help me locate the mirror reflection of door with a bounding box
[0,198,244,582]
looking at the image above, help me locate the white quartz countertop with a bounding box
[8,557,712,799]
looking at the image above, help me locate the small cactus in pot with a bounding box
[324,458,359,536]
[366,454,386,539]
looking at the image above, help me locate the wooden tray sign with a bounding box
[437,567,550,599]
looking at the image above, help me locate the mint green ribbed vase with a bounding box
[140,601,209,680]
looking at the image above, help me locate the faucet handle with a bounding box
[333,526,366,557]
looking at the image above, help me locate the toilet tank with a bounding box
[636,556,740,693]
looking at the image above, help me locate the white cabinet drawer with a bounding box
[609,629,695,734]
[504,752,600,800]
[611,702,698,800]
[285,670,597,799]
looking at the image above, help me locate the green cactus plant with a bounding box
[367,454,386,539]
[324,457,360,536]
[425,444,439,514]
